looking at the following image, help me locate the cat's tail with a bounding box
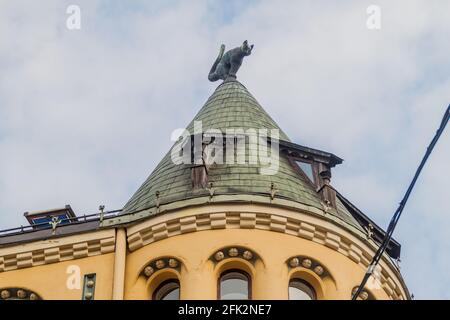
[208,44,225,82]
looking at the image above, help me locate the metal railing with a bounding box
[0,209,123,237]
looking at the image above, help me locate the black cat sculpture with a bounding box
[208,40,254,82]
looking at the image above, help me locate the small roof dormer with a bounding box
[24,205,77,230]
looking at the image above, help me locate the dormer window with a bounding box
[280,140,344,210]
[287,156,320,188]
[295,160,316,185]
[23,205,77,230]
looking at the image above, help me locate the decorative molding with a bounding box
[82,274,96,300]
[0,288,41,300]
[126,209,406,300]
[211,246,258,264]
[141,257,181,278]
[0,230,115,273]
[352,286,374,301]
[287,256,329,279]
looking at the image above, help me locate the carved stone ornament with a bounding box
[302,259,312,268]
[214,251,225,261]
[144,266,155,277]
[289,258,300,268]
[228,248,239,257]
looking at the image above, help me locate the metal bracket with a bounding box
[364,223,374,240]
[270,183,277,201]
[99,205,105,223]
[155,191,160,212]
[208,182,215,201]
[49,216,61,235]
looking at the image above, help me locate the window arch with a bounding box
[218,269,251,300]
[288,279,316,300]
[152,279,180,300]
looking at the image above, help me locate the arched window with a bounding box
[219,270,251,300]
[152,279,180,300]
[288,279,316,300]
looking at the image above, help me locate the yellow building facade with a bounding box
[0,78,409,300]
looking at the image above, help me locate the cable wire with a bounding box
[352,104,450,300]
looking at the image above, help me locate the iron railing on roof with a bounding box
[0,209,123,237]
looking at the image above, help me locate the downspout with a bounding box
[112,227,127,300]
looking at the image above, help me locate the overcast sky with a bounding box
[0,0,449,299]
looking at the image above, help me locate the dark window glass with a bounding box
[289,279,316,300]
[31,214,72,229]
[219,270,250,300]
[153,280,180,300]
[295,161,315,182]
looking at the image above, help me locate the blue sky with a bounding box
[0,0,449,299]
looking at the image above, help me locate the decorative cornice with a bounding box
[0,229,115,273]
[104,194,346,231]
[125,205,407,300]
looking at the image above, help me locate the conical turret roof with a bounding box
[184,80,290,141]
[123,79,361,230]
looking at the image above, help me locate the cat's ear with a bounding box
[243,40,248,45]
[250,44,254,49]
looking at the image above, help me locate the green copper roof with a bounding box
[123,79,362,230]
[184,80,290,141]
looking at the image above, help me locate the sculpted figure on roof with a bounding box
[208,40,254,82]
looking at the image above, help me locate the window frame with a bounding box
[288,156,320,188]
[152,279,180,300]
[288,278,317,300]
[217,269,252,300]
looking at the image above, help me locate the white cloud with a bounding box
[0,0,449,298]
